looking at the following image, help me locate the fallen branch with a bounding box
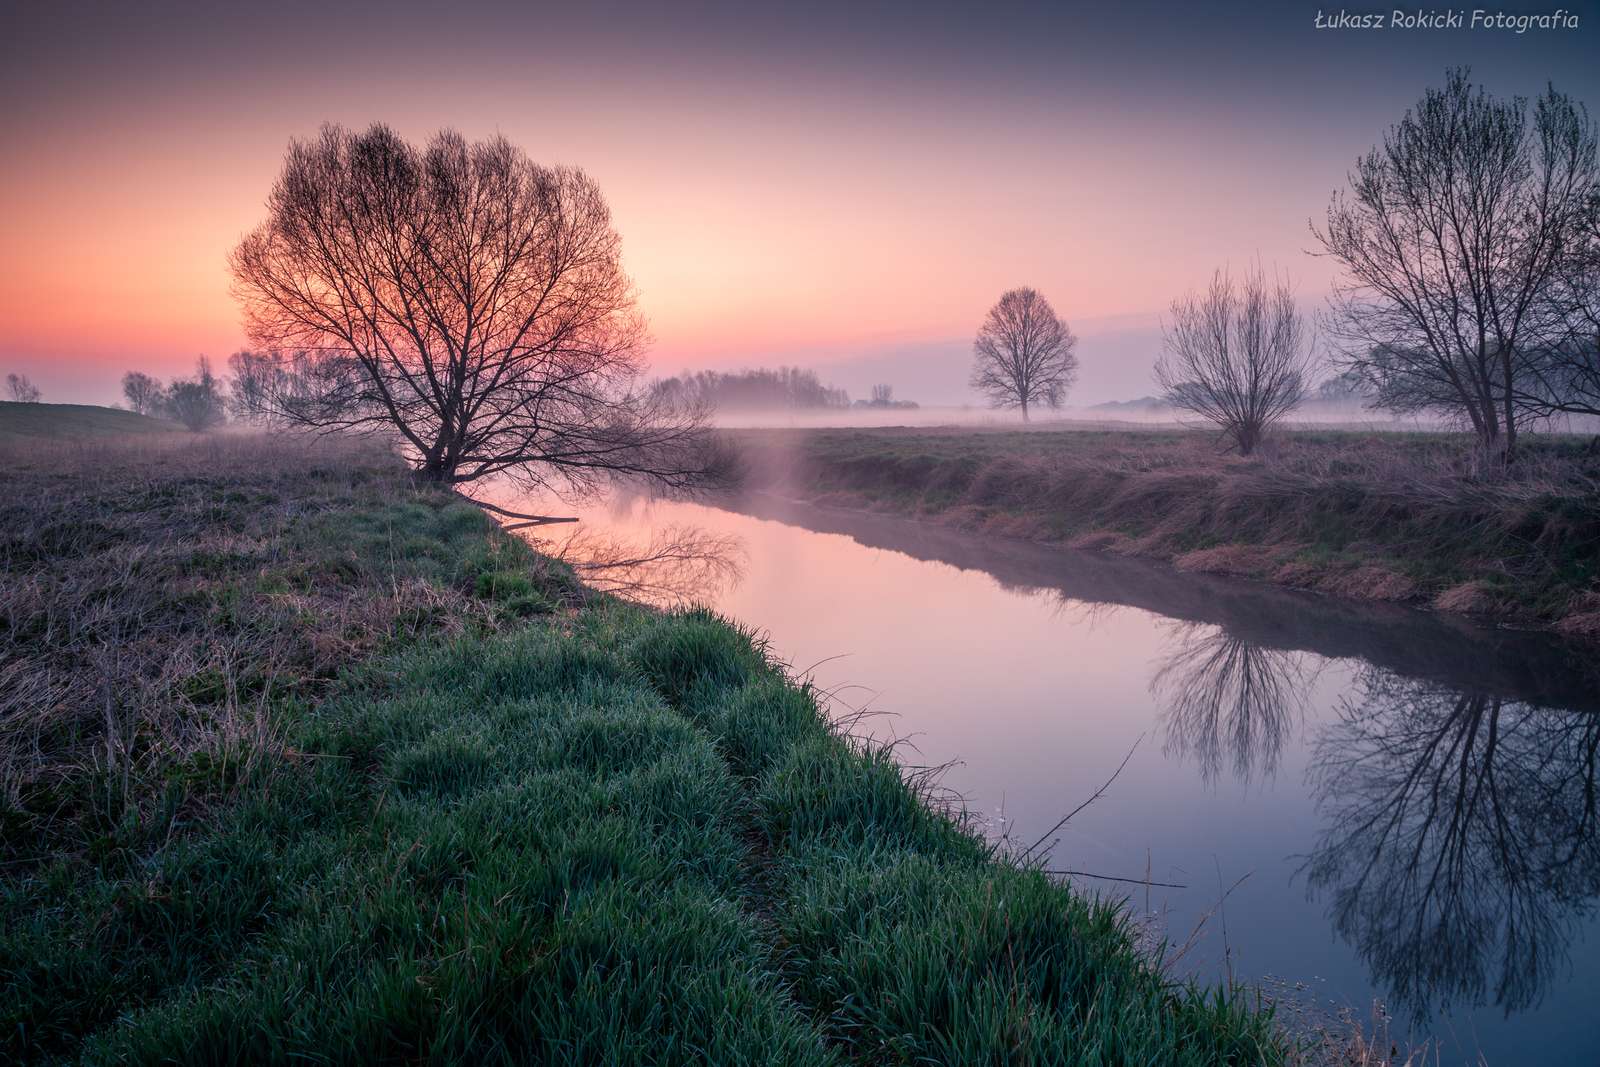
[1022,733,1144,862]
[1046,868,1187,889]
[457,494,579,527]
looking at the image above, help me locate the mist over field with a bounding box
[6,4,1600,1066]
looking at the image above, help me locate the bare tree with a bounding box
[1315,69,1600,463]
[121,371,164,416]
[229,124,712,523]
[1522,190,1600,420]
[1156,266,1313,455]
[543,524,744,607]
[1304,668,1600,1016]
[1150,623,1309,785]
[6,373,41,403]
[165,357,226,432]
[870,383,894,407]
[971,288,1078,421]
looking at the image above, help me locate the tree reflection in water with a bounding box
[1303,668,1600,1018]
[1150,623,1311,785]
[534,524,744,607]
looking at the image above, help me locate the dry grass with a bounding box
[0,431,577,867]
[733,426,1600,632]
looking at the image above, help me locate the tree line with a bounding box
[970,68,1600,464]
[165,69,1596,505]
[650,367,850,411]
[120,357,229,432]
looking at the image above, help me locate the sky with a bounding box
[3,0,1598,405]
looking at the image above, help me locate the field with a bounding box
[0,422,1282,1064]
[731,424,1600,638]
[0,401,178,443]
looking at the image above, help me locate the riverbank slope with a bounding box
[0,429,1281,1064]
[732,425,1600,639]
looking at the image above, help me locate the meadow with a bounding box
[731,423,1600,638]
[0,422,1283,1064]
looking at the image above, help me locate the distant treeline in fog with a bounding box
[651,367,852,410]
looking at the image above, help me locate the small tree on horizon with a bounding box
[1156,266,1314,455]
[6,373,41,403]
[165,357,227,432]
[970,287,1078,422]
[121,371,164,416]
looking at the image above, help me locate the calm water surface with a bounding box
[528,490,1600,1065]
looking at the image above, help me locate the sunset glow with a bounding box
[4,2,1596,403]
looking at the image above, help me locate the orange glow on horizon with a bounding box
[6,6,1588,404]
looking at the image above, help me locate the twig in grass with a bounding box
[1167,869,1253,973]
[1047,868,1188,889]
[1021,733,1145,862]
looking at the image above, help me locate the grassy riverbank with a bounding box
[733,425,1600,638]
[1,429,1282,1064]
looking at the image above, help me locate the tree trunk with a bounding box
[1237,425,1258,456]
[416,458,455,484]
[1021,398,1030,423]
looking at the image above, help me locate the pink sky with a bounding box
[4,2,1594,404]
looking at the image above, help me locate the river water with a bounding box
[524,490,1600,1065]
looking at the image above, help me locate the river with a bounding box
[520,489,1600,1065]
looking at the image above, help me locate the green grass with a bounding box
[0,401,178,442]
[1,434,1284,1064]
[732,425,1600,634]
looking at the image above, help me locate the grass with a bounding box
[1,430,1285,1064]
[731,425,1600,637]
[0,401,179,443]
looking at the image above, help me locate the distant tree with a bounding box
[1156,266,1313,455]
[1314,367,1375,405]
[870,384,893,407]
[227,350,298,420]
[121,371,164,415]
[6,373,41,403]
[1521,190,1600,420]
[230,124,712,518]
[165,357,227,432]
[971,288,1078,421]
[1315,69,1600,463]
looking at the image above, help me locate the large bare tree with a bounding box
[230,124,711,522]
[971,288,1078,421]
[1315,70,1599,463]
[1155,266,1313,455]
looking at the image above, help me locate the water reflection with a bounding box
[501,489,1600,1061]
[534,522,744,607]
[1304,668,1600,1018]
[1151,623,1311,785]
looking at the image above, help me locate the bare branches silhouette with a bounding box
[1315,69,1600,463]
[971,287,1078,421]
[229,124,716,503]
[1304,668,1600,1017]
[1150,623,1310,785]
[1156,266,1314,455]
[537,524,743,608]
